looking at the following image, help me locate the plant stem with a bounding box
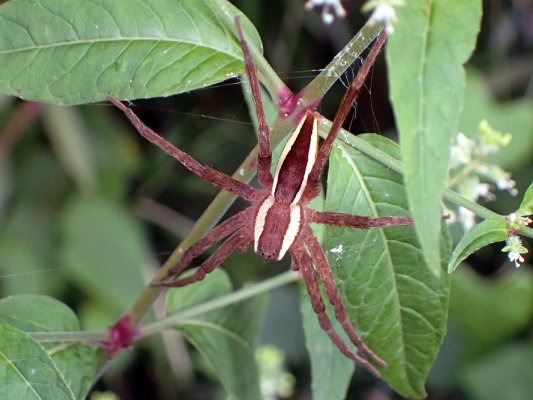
[141,270,300,337]
[124,147,260,326]
[27,271,300,344]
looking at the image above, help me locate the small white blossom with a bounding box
[501,235,528,268]
[305,0,347,24]
[363,0,404,34]
[447,120,516,232]
[458,207,476,232]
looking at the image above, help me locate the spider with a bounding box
[108,18,413,377]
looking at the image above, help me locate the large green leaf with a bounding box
[0,0,260,104]
[387,0,482,275]
[325,134,451,398]
[0,295,97,400]
[166,269,266,400]
[0,324,75,400]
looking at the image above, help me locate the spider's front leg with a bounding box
[236,17,273,190]
[153,209,254,285]
[155,218,254,288]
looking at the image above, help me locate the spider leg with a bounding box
[291,245,382,377]
[308,209,413,228]
[108,95,258,202]
[303,228,387,368]
[155,209,252,282]
[235,17,273,190]
[304,31,388,200]
[156,227,253,288]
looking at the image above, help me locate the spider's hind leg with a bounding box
[304,229,387,368]
[291,244,382,377]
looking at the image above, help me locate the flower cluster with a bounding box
[447,120,516,231]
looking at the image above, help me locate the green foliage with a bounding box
[324,135,451,398]
[166,269,266,400]
[387,0,482,276]
[448,218,509,273]
[518,182,533,217]
[0,324,76,400]
[0,0,532,399]
[0,0,260,104]
[0,296,97,400]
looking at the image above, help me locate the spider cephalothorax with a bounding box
[108,17,412,377]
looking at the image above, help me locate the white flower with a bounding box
[508,251,525,268]
[363,0,404,34]
[501,235,528,268]
[305,0,347,24]
[458,207,476,231]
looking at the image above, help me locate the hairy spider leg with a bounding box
[158,227,253,288]
[290,244,381,377]
[308,209,414,228]
[236,18,273,190]
[161,209,253,280]
[303,31,388,201]
[304,228,387,366]
[107,95,258,202]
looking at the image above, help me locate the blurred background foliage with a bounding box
[1,0,533,399]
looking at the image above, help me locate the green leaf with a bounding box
[325,134,451,399]
[448,218,509,273]
[517,182,533,217]
[166,269,266,400]
[0,324,75,400]
[450,267,533,357]
[300,282,354,400]
[59,196,149,313]
[0,295,97,400]
[387,0,482,276]
[0,0,260,104]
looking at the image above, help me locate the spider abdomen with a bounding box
[254,195,302,260]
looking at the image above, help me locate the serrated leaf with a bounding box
[450,267,533,357]
[300,282,354,400]
[448,218,509,273]
[517,182,533,217]
[166,269,266,400]
[325,134,451,398]
[387,0,482,276]
[59,196,148,313]
[0,324,76,400]
[0,0,260,104]
[0,295,97,400]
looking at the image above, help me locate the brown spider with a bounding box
[108,19,413,377]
